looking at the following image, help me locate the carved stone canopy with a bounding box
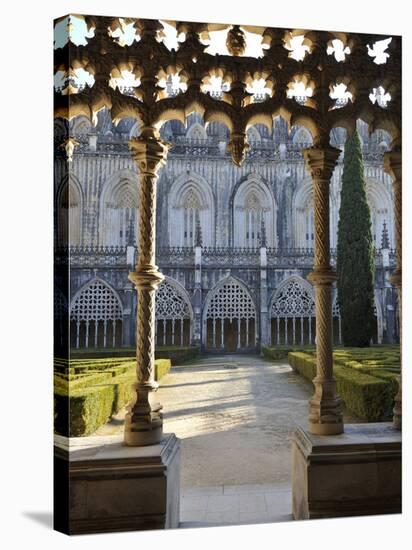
[54,16,401,164]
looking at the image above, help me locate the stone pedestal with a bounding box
[54,433,181,535]
[292,423,401,520]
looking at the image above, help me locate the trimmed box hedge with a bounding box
[70,346,200,364]
[261,345,316,360]
[288,350,399,421]
[54,357,171,437]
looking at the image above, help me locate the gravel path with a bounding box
[96,354,359,489]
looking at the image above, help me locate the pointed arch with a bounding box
[186,122,207,140]
[293,178,337,249]
[70,278,123,349]
[246,126,261,143]
[71,115,92,135]
[155,276,194,346]
[292,126,313,144]
[202,275,257,350]
[269,275,315,346]
[55,173,83,246]
[231,173,277,248]
[270,275,315,317]
[99,169,139,246]
[168,171,215,247]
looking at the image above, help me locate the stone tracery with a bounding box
[204,276,256,350]
[70,278,123,348]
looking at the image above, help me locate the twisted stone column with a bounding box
[304,145,343,435]
[384,150,402,430]
[124,126,169,446]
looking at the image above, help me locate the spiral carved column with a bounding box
[384,150,402,430]
[124,126,169,446]
[304,145,343,435]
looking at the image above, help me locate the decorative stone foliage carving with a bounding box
[155,280,192,321]
[271,278,315,318]
[54,17,401,159]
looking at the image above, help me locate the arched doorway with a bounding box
[203,276,257,352]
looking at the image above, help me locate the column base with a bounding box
[124,421,163,446]
[54,433,181,535]
[292,423,401,520]
[308,421,343,436]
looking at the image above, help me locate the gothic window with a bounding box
[292,126,313,144]
[169,173,214,247]
[186,122,207,141]
[246,126,261,144]
[100,175,139,247]
[244,191,264,247]
[182,189,202,247]
[233,176,277,248]
[366,181,393,249]
[293,182,335,249]
[70,279,123,348]
[56,177,82,246]
[155,279,193,346]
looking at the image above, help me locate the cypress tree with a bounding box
[336,129,375,347]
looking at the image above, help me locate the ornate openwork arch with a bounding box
[70,278,123,348]
[99,169,139,246]
[271,276,315,317]
[270,275,315,345]
[155,277,193,346]
[232,173,277,248]
[203,276,257,350]
[168,171,215,247]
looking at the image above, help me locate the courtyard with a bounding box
[95,354,360,526]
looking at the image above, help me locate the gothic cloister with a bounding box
[53,15,402,534]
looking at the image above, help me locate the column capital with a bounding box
[384,150,402,182]
[128,126,170,175]
[303,145,341,181]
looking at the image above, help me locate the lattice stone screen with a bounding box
[270,279,316,346]
[155,280,192,346]
[70,279,123,348]
[204,278,256,350]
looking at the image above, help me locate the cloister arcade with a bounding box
[54,14,401,531]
